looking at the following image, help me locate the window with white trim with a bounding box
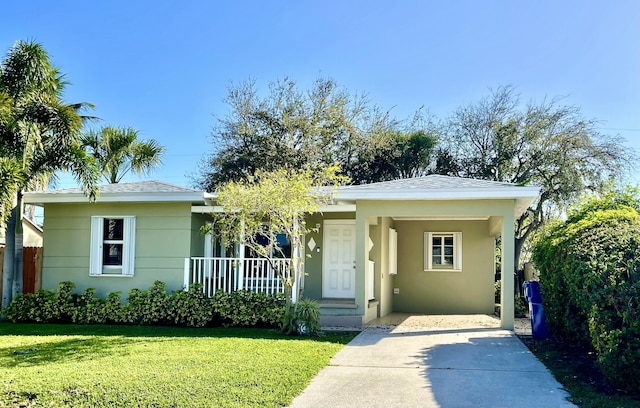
[424,232,462,271]
[90,216,136,276]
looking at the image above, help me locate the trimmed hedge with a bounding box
[4,280,286,329]
[212,290,287,328]
[533,190,640,392]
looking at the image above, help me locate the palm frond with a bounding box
[81,126,164,183]
[0,157,26,223]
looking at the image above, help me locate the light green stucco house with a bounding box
[24,175,539,330]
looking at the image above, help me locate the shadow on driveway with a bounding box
[289,318,575,408]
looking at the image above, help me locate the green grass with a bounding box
[0,323,356,407]
[520,336,640,408]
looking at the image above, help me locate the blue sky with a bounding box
[3,1,639,188]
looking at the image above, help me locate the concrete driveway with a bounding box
[289,314,575,408]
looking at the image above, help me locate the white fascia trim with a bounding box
[24,192,205,204]
[393,216,490,221]
[318,204,356,212]
[191,204,357,214]
[334,186,541,201]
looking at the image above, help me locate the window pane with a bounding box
[444,256,453,264]
[432,247,441,256]
[103,244,123,266]
[275,233,291,258]
[444,247,453,256]
[432,236,442,246]
[433,257,442,265]
[103,219,124,240]
[444,236,453,246]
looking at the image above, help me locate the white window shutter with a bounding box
[455,232,463,270]
[123,217,136,276]
[388,228,398,275]
[429,232,434,270]
[89,217,103,276]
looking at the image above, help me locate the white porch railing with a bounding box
[183,257,290,297]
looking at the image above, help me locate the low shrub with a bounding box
[72,289,128,324]
[514,295,528,318]
[128,281,171,325]
[6,281,288,331]
[5,281,75,323]
[294,298,321,336]
[212,290,286,328]
[169,284,214,327]
[5,289,58,323]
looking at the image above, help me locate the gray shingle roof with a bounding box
[23,180,206,204]
[339,175,521,191]
[35,180,201,195]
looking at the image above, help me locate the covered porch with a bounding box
[183,256,293,298]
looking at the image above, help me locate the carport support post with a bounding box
[355,214,368,324]
[500,212,515,330]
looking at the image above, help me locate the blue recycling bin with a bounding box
[522,281,551,339]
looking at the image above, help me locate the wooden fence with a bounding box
[0,246,43,295]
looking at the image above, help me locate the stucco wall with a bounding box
[23,219,43,247]
[41,202,193,298]
[377,217,395,316]
[393,219,494,314]
[365,217,396,319]
[190,213,210,257]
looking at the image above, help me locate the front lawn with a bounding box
[0,323,356,407]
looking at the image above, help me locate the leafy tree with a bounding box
[0,40,99,308]
[434,86,632,269]
[82,126,165,183]
[209,165,346,334]
[347,130,437,184]
[196,77,408,190]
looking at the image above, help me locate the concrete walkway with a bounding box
[289,314,575,408]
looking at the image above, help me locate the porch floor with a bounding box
[363,313,532,335]
[317,298,357,309]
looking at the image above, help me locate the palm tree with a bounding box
[0,40,99,308]
[82,126,165,184]
[0,158,25,223]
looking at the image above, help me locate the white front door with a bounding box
[323,220,356,298]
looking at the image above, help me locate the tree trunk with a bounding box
[12,192,24,301]
[1,199,17,309]
[514,236,525,274]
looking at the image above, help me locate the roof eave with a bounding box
[334,186,541,201]
[23,191,206,205]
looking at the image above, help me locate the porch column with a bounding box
[183,258,190,290]
[291,218,300,303]
[237,220,245,291]
[500,211,515,330]
[355,213,368,317]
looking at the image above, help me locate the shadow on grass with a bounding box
[0,336,150,368]
[0,323,354,368]
[0,322,355,344]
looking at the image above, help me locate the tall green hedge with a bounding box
[533,189,640,392]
